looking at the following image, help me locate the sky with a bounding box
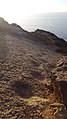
[0,0,67,24]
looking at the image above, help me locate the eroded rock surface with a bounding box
[0,17,67,119]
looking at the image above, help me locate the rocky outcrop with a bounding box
[30,29,67,55]
[50,58,67,107]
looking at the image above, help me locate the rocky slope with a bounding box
[0,17,67,119]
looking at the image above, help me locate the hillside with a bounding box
[0,17,67,119]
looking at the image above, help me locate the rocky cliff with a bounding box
[0,17,67,119]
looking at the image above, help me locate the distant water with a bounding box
[20,12,67,41]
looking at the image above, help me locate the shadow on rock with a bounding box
[11,80,33,98]
[59,81,67,108]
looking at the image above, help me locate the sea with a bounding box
[20,12,67,41]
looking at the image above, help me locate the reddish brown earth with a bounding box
[0,18,67,119]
